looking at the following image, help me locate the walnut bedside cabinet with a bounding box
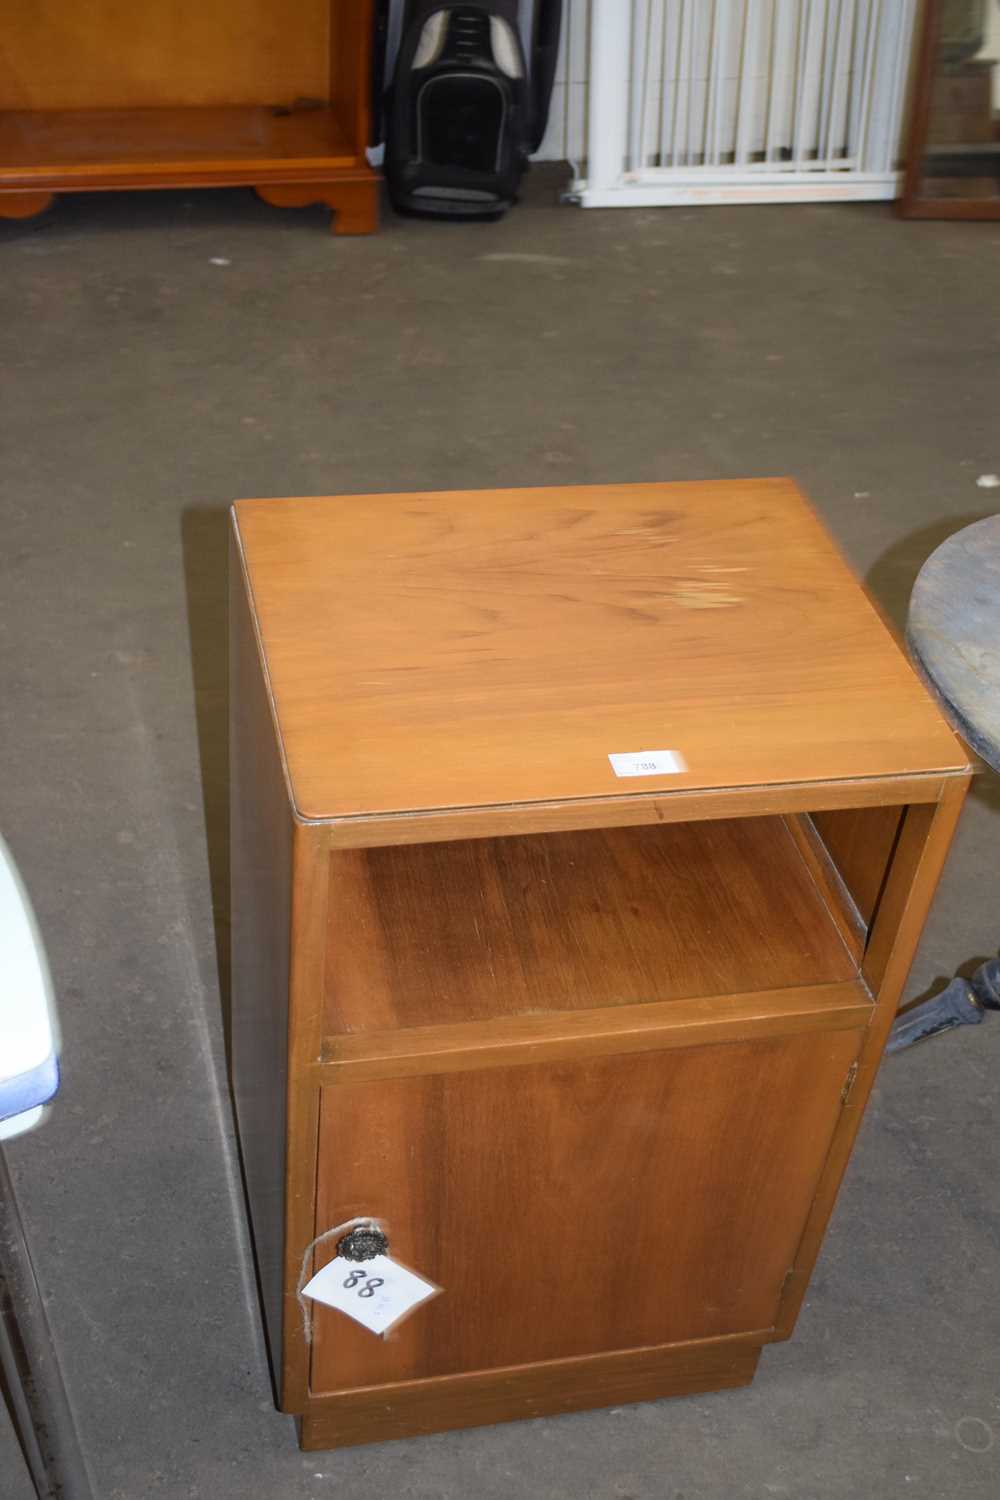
[229,480,970,1451]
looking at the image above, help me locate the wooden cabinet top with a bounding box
[231,480,966,829]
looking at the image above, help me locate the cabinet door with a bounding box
[310,1028,861,1395]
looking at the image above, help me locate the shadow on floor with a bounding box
[181,506,232,1044]
[865,509,995,632]
[0,186,340,243]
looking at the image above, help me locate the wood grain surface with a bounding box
[320,982,873,1081]
[783,814,866,960]
[310,1028,862,1393]
[232,482,966,824]
[228,484,971,1446]
[0,3,375,227]
[322,817,858,1035]
[0,106,359,186]
[1,1,332,110]
[811,805,903,929]
[313,772,952,850]
[774,775,970,1337]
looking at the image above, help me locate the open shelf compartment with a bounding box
[321,810,890,1056]
[0,107,358,189]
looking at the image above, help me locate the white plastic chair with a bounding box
[1,835,92,1500]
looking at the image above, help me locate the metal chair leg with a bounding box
[886,958,1000,1055]
[0,1147,93,1500]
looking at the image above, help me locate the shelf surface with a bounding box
[233,480,967,823]
[323,815,860,1037]
[0,106,357,188]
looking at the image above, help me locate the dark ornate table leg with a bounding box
[886,958,1000,1054]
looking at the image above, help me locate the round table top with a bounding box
[907,513,1000,773]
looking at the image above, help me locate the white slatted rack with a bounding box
[546,0,917,206]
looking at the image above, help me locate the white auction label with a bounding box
[608,749,688,778]
[302,1254,439,1337]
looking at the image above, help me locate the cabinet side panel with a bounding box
[811,806,903,929]
[230,527,293,1386]
[775,778,970,1338]
[330,0,373,153]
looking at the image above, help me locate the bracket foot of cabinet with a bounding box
[0,192,54,221]
[255,176,378,234]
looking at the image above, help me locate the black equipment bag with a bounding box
[386,1,561,219]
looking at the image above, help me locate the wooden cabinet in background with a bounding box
[230,479,970,1451]
[0,2,377,232]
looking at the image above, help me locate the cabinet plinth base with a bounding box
[297,1339,762,1451]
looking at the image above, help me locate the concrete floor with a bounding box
[2,169,999,1500]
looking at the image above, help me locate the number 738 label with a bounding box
[302,1252,440,1337]
[608,749,687,778]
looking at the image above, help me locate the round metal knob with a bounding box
[337,1224,388,1263]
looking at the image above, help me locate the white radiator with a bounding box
[538,0,918,206]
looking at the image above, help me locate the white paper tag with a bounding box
[302,1254,439,1337]
[608,749,688,778]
